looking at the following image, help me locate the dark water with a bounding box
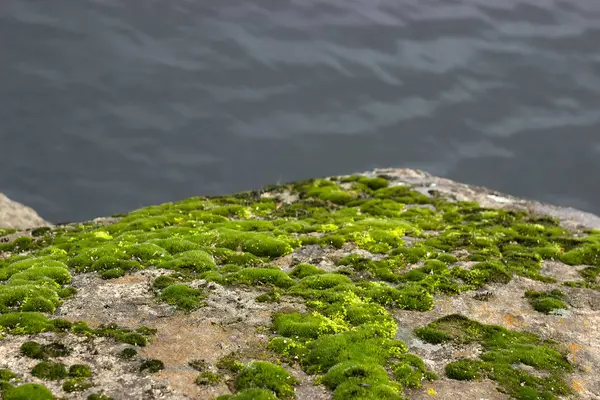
[1,0,600,223]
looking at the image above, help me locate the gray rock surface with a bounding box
[0,192,50,229]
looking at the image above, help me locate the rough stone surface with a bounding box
[2,168,600,400]
[0,192,50,229]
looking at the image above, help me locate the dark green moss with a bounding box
[139,359,164,373]
[100,268,126,279]
[31,361,68,380]
[63,378,93,393]
[195,371,221,386]
[69,364,92,378]
[20,341,69,359]
[216,352,244,373]
[256,289,281,303]
[417,315,572,399]
[152,275,178,289]
[118,348,138,360]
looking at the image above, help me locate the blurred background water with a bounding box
[1,0,599,223]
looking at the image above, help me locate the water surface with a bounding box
[1,0,599,222]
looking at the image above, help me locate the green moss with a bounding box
[445,359,487,380]
[20,341,69,359]
[561,243,600,266]
[0,228,17,237]
[79,322,154,346]
[226,268,295,288]
[273,312,344,340]
[69,364,92,378]
[330,381,403,400]
[392,354,437,389]
[0,312,56,334]
[256,289,281,303]
[63,378,93,393]
[216,352,244,373]
[195,371,221,385]
[267,337,308,361]
[235,361,299,399]
[289,263,326,279]
[3,383,55,400]
[152,275,178,289]
[417,315,572,399]
[118,347,138,360]
[0,368,16,382]
[139,359,164,373]
[525,290,568,314]
[0,285,61,313]
[322,361,392,391]
[3,172,598,400]
[160,284,206,311]
[221,252,261,267]
[157,250,216,273]
[31,361,68,380]
[99,268,125,280]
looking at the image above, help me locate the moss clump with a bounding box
[561,243,600,266]
[256,289,281,303]
[0,285,62,313]
[0,368,17,382]
[525,290,568,314]
[139,359,164,373]
[31,361,68,380]
[0,228,17,237]
[235,361,299,399]
[417,314,572,399]
[160,284,206,311]
[195,371,221,386]
[392,354,437,388]
[273,312,343,340]
[152,275,178,289]
[3,383,55,400]
[118,348,138,360]
[216,352,245,373]
[73,322,154,346]
[69,364,92,378]
[288,263,326,279]
[20,341,70,359]
[63,378,93,393]
[157,250,216,273]
[0,312,57,334]
[445,359,488,380]
[226,268,295,289]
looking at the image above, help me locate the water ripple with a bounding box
[1,0,599,222]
